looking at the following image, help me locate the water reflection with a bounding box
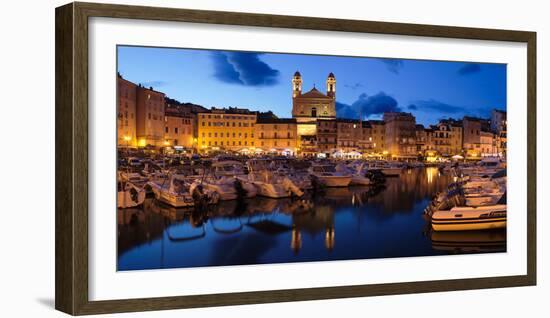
[117,168,506,270]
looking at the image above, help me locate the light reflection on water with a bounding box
[117,167,505,271]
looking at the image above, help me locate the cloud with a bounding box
[336,92,401,119]
[457,63,481,76]
[211,51,280,86]
[140,81,168,88]
[407,104,418,110]
[352,92,401,116]
[379,59,404,74]
[413,99,463,114]
[344,83,364,90]
[335,102,358,119]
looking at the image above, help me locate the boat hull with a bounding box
[431,205,506,231]
[317,176,352,187]
[117,190,146,208]
[252,182,290,198]
[157,192,195,208]
[350,175,372,186]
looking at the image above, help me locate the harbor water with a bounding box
[117,167,506,271]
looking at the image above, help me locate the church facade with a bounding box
[291,71,337,138]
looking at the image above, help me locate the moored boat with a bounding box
[308,163,352,187]
[117,181,146,208]
[431,204,506,231]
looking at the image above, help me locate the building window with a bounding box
[175,127,178,134]
[165,127,168,133]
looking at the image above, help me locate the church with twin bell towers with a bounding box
[291,71,336,138]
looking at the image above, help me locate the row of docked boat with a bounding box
[117,158,401,208]
[425,159,507,232]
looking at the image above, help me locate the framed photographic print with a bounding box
[55,2,536,315]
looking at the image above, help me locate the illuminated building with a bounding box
[336,119,362,153]
[117,75,137,147]
[316,119,337,155]
[163,107,195,149]
[135,85,166,148]
[292,72,337,138]
[255,118,298,155]
[383,112,417,159]
[197,107,257,153]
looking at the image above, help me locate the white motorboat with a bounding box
[268,159,312,191]
[211,161,257,198]
[195,176,238,201]
[428,190,506,231]
[117,181,146,208]
[147,174,196,208]
[365,161,402,177]
[308,163,352,187]
[119,171,148,188]
[335,162,372,186]
[247,160,304,198]
[431,204,506,231]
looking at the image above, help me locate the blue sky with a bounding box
[117,46,506,126]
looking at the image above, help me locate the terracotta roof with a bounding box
[297,87,332,99]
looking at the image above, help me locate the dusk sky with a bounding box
[117,46,506,126]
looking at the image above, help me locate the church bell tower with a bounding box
[326,72,336,99]
[292,71,302,98]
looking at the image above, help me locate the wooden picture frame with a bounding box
[55,1,536,315]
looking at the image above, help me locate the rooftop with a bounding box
[256,118,297,124]
[296,87,332,99]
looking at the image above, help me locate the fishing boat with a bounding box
[117,181,146,208]
[308,163,352,187]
